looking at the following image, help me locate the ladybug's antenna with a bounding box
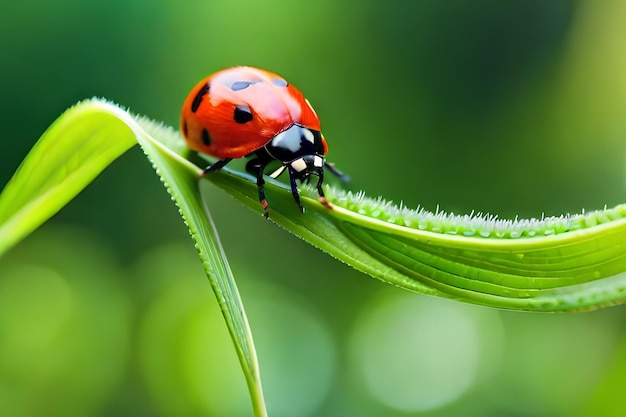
[324,161,351,183]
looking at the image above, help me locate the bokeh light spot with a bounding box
[136,245,336,417]
[0,266,74,358]
[350,292,503,412]
[245,284,337,417]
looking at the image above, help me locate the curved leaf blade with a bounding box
[131,121,267,416]
[207,169,626,312]
[0,99,267,417]
[0,100,136,254]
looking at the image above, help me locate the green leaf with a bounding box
[208,170,626,312]
[0,99,267,417]
[3,97,626,414]
[0,100,136,255]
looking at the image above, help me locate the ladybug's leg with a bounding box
[314,167,333,209]
[202,158,233,175]
[245,158,270,217]
[315,168,325,198]
[287,167,305,213]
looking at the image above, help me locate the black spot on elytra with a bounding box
[201,128,212,146]
[231,81,254,91]
[234,105,253,124]
[182,120,188,137]
[271,78,288,87]
[191,83,210,113]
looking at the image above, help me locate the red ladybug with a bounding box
[181,66,347,217]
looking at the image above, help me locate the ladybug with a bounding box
[180,66,347,217]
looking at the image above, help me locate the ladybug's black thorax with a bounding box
[248,124,325,182]
[263,124,324,163]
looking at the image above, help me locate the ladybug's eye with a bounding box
[234,105,253,124]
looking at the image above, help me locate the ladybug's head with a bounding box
[264,124,327,181]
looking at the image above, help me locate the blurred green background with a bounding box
[2,1,626,416]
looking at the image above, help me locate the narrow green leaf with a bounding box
[131,119,268,417]
[0,100,136,255]
[0,99,267,417]
[209,170,626,311]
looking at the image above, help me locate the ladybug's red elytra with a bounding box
[181,66,347,217]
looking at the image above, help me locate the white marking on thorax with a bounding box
[291,158,308,172]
